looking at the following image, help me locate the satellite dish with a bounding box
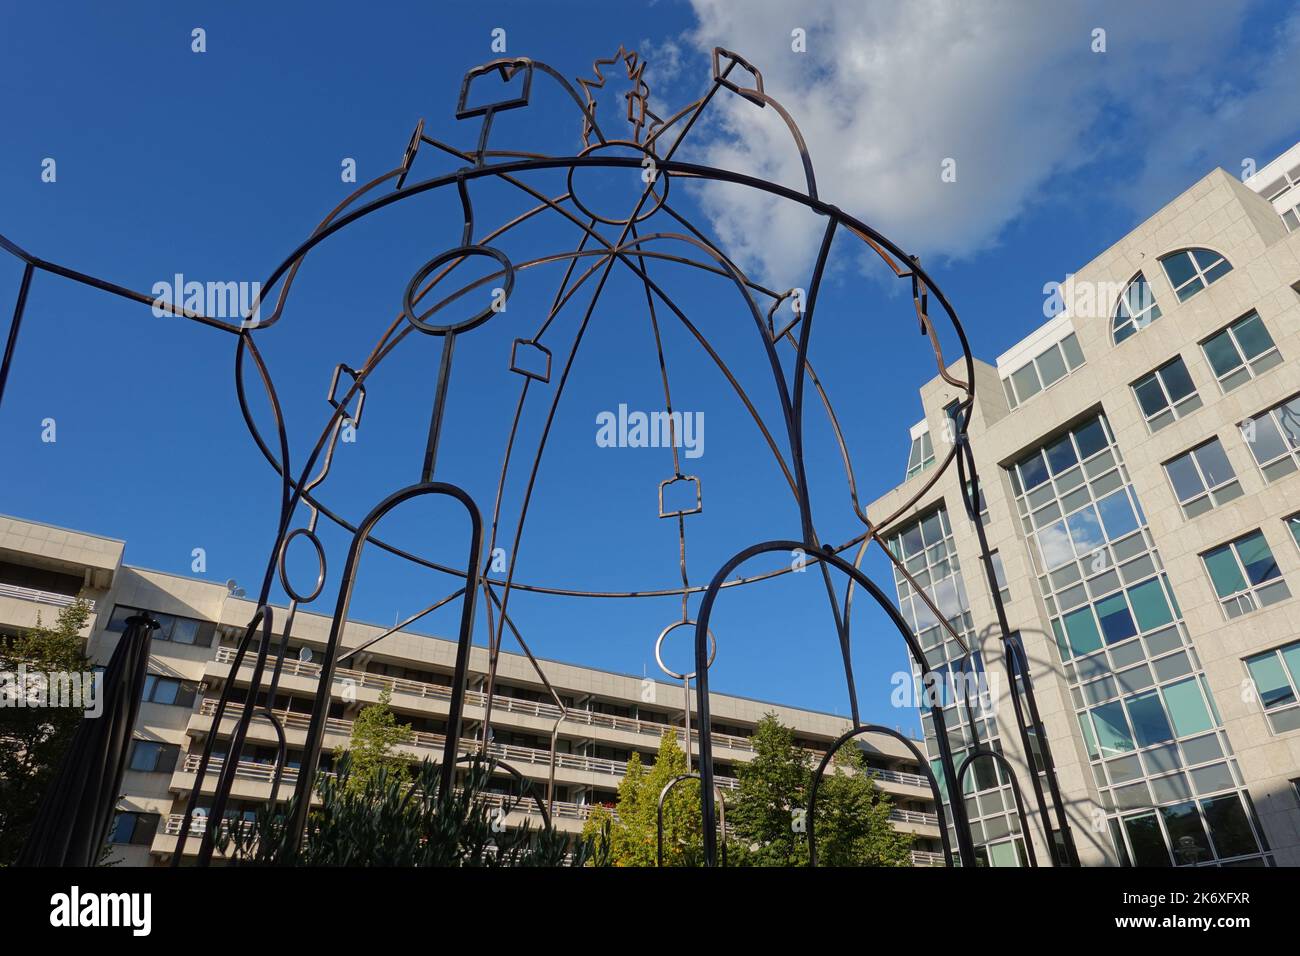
[298,646,312,664]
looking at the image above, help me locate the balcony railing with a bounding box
[0,582,93,610]
[206,647,930,790]
[182,720,743,791]
[909,849,945,866]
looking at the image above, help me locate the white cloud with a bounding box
[670,0,1297,286]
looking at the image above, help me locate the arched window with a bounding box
[1159,248,1232,303]
[1112,272,1162,344]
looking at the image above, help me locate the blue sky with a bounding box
[2,1,1298,733]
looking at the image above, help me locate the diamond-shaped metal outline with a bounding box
[711,48,765,106]
[327,363,366,429]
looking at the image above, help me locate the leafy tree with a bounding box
[332,688,413,797]
[728,713,812,866]
[0,600,92,865]
[728,713,912,867]
[580,730,705,866]
[814,738,914,867]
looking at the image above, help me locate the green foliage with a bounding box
[727,713,812,866]
[332,688,413,797]
[0,600,92,865]
[724,713,913,868]
[579,730,704,866]
[813,738,914,867]
[222,754,600,867]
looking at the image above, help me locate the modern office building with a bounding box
[0,513,941,866]
[875,140,1300,866]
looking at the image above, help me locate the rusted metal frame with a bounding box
[693,543,977,867]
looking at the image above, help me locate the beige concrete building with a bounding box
[0,513,940,866]
[874,141,1300,866]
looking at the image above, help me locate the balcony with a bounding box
[0,582,93,610]
[189,699,743,789]
[205,647,931,791]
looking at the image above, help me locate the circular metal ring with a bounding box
[402,244,515,336]
[567,141,669,227]
[654,619,716,682]
[278,527,327,604]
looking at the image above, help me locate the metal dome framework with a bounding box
[0,45,1079,867]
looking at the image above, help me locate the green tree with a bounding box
[728,712,913,867]
[814,739,914,867]
[580,730,703,866]
[331,688,413,797]
[728,713,813,866]
[0,600,93,865]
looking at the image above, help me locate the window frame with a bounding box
[1200,530,1290,619]
[1243,640,1300,734]
[1111,272,1163,344]
[1000,332,1086,409]
[1159,248,1233,303]
[1131,357,1202,433]
[1199,311,1282,394]
[1161,438,1243,519]
[109,810,160,846]
[1239,394,1300,482]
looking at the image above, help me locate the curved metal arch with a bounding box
[176,603,274,867]
[691,540,977,867]
[808,723,953,868]
[453,753,552,832]
[268,480,484,858]
[953,748,1038,868]
[656,773,727,867]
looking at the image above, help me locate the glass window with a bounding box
[1096,594,1137,644]
[1201,312,1281,392]
[1127,691,1174,747]
[1091,700,1134,755]
[1127,579,1173,631]
[1131,357,1201,432]
[990,550,1010,602]
[1123,812,1171,866]
[1161,801,1213,865]
[1001,333,1086,409]
[1245,640,1300,733]
[1162,438,1242,518]
[1201,530,1289,619]
[1160,248,1233,302]
[1200,795,1259,859]
[1096,490,1139,540]
[1240,395,1300,482]
[906,429,935,479]
[1063,606,1103,657]
[1162,678,1214,738]
[1112,272,1163,344]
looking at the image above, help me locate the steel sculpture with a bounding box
[0,44,1079,867]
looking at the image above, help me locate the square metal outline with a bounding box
[456,59,534,120]
[658,474,702,519]
[509,338,551,383]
